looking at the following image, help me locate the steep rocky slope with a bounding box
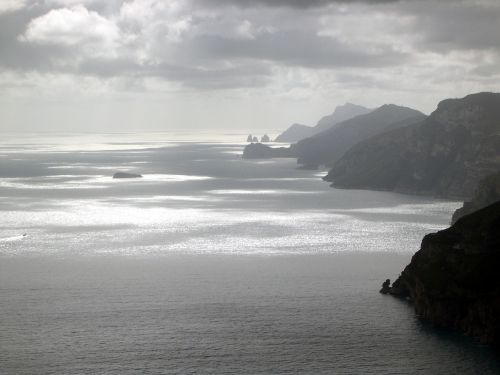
[452,171,500,223]
[293,104,425,168]
[275,103,371,143]
[274,123,313,143]
[382,201,500,345]
[314,103,372,133]
[326,92,500,199]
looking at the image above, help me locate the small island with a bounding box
[112,172,143,179]
[242,143,294,159]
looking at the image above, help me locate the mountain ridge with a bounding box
[325,92,500,199]
[275,102,371,143]
[293,104,426,168]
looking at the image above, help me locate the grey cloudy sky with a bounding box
[0,0,499,133]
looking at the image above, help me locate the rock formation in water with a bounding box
[261,134,270,143]
[383,200,500,345]
[242,143,294,159]
[325,92,500,199]
[274,103,372,143]
[379,279,391,294]
[252,136,259,143]
[113,172,143,179]
[452,171,500,224]
[293,104,425,168]
[247,134,253,142]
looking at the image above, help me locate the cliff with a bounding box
[314,103,372,133]
[382,201,500,345]
[274,103,371,143]
[452,171,500,223]
[326,92,500,199]
[293,104,425,168]
[242,143,294,159]
[275,123,313,143]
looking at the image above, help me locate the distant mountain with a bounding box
[293,104,425,168]
[275,124,313,143]
[314,103,372,133]
[325,92,500,199]
[452,171,500,224]
[274,103,371,143]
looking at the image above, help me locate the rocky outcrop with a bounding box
[293,104,425,168]
[326,92,500,199]
[452,171,500,223]
[113,172,143,179]
[242,143,294,159]
[274,103,371,143]
[383,201,500,345]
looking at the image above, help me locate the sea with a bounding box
[1,132,499,374]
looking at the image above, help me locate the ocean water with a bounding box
[1,133,499,374]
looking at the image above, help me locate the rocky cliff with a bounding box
[314,103,372,133]
[452,171,500,223]
[274,103,371,143]
[325,92,500,199]
[382,201,500,345]
[274,123,313,143]
[293,104,425,168]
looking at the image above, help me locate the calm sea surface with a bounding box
[1,133,499,374]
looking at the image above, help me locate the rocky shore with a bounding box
[381,200,500,345]
[242,143,295,159]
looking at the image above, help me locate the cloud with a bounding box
[21,5,119,47]
[187,30,409,68]
[400,0,500,52]
[0,0,26,15]
[199,0,399,9]
[0,0,499,95]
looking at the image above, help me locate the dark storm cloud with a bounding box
[0,0,499,91]
[188,31,409,68]
[402,1,500,52]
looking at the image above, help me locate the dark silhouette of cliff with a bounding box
[382,201,500,345]
[326,92,500,199]
[293,104,425,168]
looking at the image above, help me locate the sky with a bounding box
[0,0,499,134]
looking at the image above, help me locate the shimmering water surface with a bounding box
[1,133,499,374]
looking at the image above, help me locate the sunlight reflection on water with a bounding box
[0,135,461,256]
[1,134,497,375]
